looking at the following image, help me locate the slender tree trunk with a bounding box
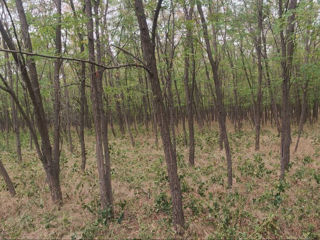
[198,1,233,188]
[4,44,22,161]
[262,29,281,134]
[313,94,319,122]
[85,0,113,211]
[62,66,74,153]
[174,78,188,146]
[294,88,307,152]
[109,114,116,138]
[79,59,87,170]
[294,23,312,152]
[0,159,16,196]
[222,34,241,132]
[183,5,195,166]
[254,0,263,151]
[138,73,149,132]
[70,0,87,171]
[1,0,63,204]
[134,0,185,230]
[3,93,10,149]
[279,0,297,179]
[122,94,135,147]
[52,0,62,198]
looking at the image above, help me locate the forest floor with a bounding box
[0,122,320,239]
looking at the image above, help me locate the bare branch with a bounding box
[110,44,147,67]
[0,48,150,72]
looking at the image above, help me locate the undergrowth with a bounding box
[0,123,320,239]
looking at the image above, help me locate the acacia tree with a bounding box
[84,0,114,213]
[253,0,263,151]
[0,0,63,204]
[134,0,185,230]
[156,0,178,159]
[52,0,62,188]
[278,0,298,179]
[197,1,233,188]
[69,0,87,171]
[294,0,317,152]
[183,1,196,166]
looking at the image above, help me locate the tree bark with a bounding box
[0,159,16,197]
[134,0,185,230]
[52,0,62,200]
[85,0,113,212]
[279,0,297,179]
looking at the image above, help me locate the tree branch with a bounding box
[151,0,163,46]
[110,44,147,67]
[0,73,42,161]
[0,48,150,72]
[2,0,25,62]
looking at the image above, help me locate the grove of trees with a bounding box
[0,0,319,238]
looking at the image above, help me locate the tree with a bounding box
[84,0,114,213]
[183,1,196,166]
[0,159,16,197]
[0,0,63,204]
[197,0,233,188]
[278,0,298,179]
[134,0,185,230]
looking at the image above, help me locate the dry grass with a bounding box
[0,122,320,239]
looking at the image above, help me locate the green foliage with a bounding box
[197,181,208,197]
[80,224,100,240]
[186,196,204,216]
[237,154,271,179]
[154,192,171,214]
[96,207,113,226]
[210,173,225,186]
[313,172,320,184]
[40,213,57,229]
[303,156,314,165]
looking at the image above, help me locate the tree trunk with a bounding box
[254,0,263,151]
[62,66,74,154]
[70,0,87,171]
[134,0,185,230]
[183,5,195,166]
[262,29,281,134]
[52,0,62,201]
[4,44,22,161]
[0,159,16,197]
[294,19,312,152]
[197,1,233,188]
[0,0,63,204]
[279,0,297,179]
[85,0,113,211]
